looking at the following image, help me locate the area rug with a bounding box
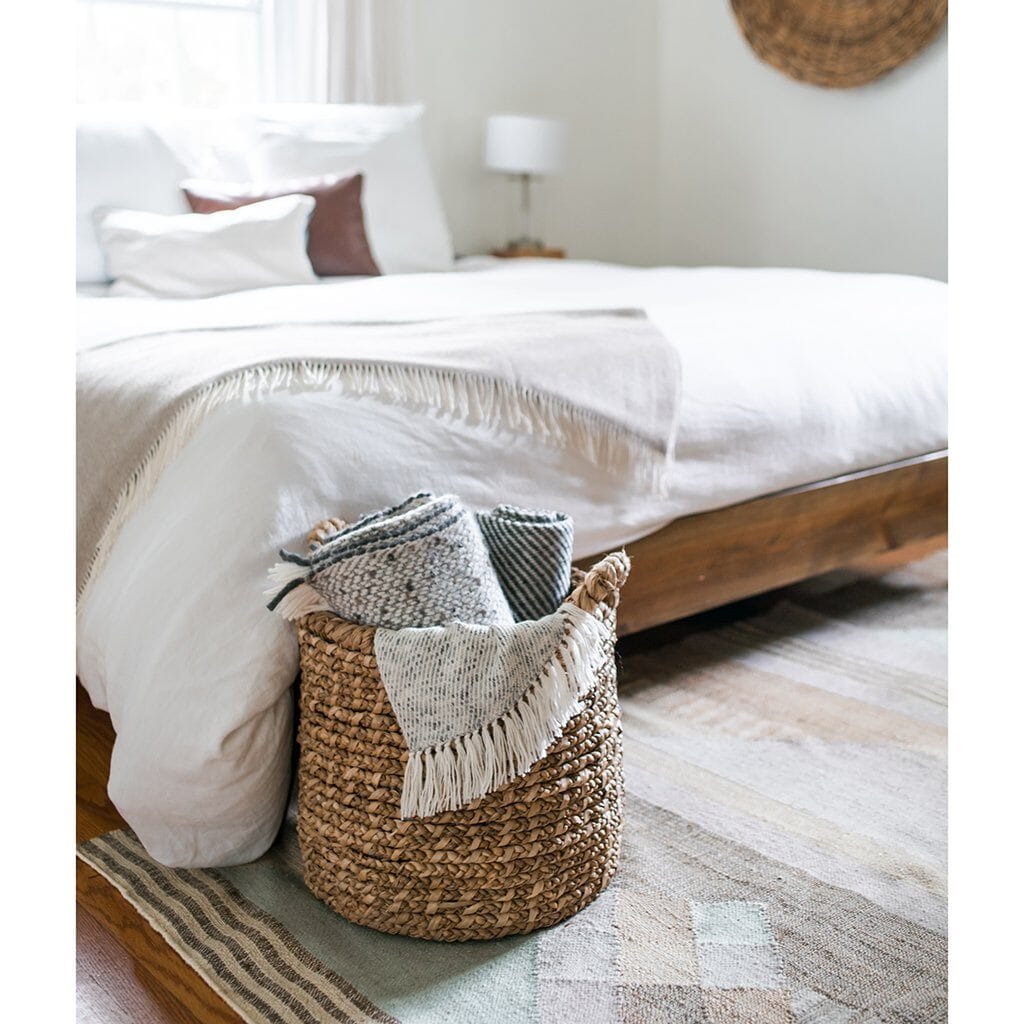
[77,554,947,1024]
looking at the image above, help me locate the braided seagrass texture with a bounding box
[730,0,947,88]
[295,535,628,942]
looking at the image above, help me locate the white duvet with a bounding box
[77,258,947,867]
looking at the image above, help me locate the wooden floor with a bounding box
[76,536,945,1023]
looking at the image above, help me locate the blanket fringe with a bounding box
[266,560,310,588]
[270,582,332,621]
[78,358,669,609]
[400,603,608,819]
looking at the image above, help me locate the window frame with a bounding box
[77,0,273,105]
[78,0,262,12]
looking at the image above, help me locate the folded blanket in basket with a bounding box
[267,494,577,629]
[477,505,574,621]
[267,494,515,629]
[375,599,613,818]
[268,493,605,818]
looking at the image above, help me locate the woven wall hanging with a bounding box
[730,0,947,88]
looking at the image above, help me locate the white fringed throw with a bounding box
[374,601,611,819]
[77,310,680,603]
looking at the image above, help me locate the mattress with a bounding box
[77,258,947,867]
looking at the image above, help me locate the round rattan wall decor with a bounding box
[730,0,947,88]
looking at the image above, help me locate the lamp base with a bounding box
[505,236,546,251]
[491,243,566,260]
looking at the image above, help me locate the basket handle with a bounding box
[568,550,631,614]
[307,517,347,553]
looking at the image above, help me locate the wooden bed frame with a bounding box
[606,450,947,637]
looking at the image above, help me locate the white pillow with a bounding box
[251,106,454,275]
[77,113,191,283]
[95,194,317,299]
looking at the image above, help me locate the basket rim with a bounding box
[295,550,630,639]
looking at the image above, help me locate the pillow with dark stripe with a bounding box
[182,172,380,278]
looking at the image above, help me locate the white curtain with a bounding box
[268,0,413,104]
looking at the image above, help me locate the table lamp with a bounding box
[484,114,566,253]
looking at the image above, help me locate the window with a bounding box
[77,0,268,107]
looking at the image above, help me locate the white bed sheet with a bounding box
[77,258,947,867]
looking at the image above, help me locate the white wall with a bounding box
[409,0,661,265]
[410,0,947,280]
[655,2,947,279]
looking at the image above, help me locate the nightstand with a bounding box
[491,246,566,259]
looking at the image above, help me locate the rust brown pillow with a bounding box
[182,173,380,278]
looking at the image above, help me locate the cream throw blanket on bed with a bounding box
[77,310,679,601]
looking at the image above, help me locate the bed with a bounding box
[76,106,947,869]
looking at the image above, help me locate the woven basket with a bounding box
[730,0,947,89]
[294,530,628,942]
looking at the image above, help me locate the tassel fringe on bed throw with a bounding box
[78,310,679,605]
[375,601,612,819]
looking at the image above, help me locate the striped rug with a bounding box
[78,554,947,1024]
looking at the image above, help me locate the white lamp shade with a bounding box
[484,115,566,176]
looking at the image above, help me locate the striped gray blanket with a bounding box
[478,505,574,622]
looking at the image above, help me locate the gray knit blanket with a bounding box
[77,310,680,603]
[267,492,613,818]
[377,601,612,818]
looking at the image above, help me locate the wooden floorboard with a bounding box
[77,867,241,1024]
